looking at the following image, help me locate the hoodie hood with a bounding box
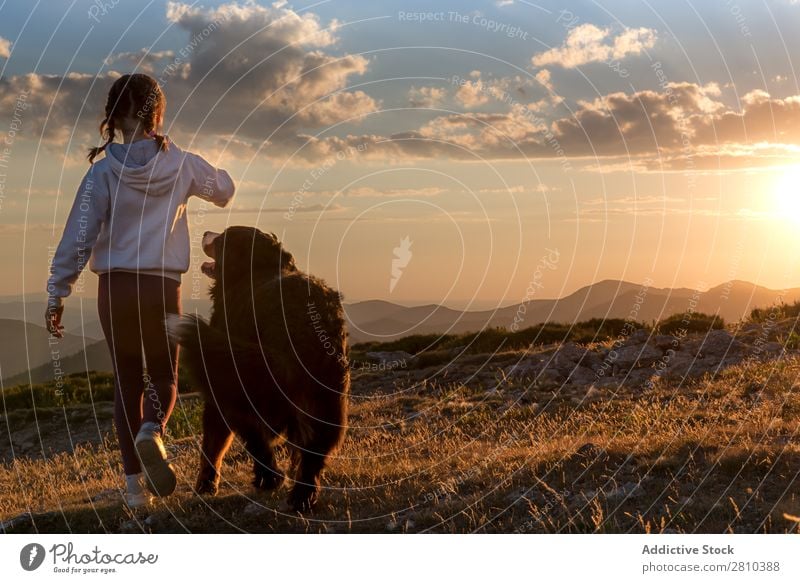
[106,138,179,197]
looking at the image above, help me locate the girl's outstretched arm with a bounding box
[45,167,108,337]
[187,153,236,208]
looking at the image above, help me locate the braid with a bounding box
[152,133,169,152]
[87,73,169,163]
[87,116,109,163]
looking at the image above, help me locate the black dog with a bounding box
[168,227,349,512]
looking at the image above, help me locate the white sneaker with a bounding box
[134,423,177,497]
[125,491,153,509]
[124,473,153,509]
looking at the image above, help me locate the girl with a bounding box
[45,73,236,508]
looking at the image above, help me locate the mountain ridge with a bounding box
[2,279,799,382]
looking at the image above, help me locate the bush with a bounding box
[352,318,651,360]
[1,371,115,413]
[657,312,724,336]
[750,301,800,323]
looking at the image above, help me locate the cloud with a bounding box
[1,2,799,172]
[408,86,445,108]
[104,49,175,73]
[0,71,122,147]
[160,0,376,142]
[454,74,491,108]
[286,83,800,169]
[0,36,10,59]
[452,71,541,109]
[0,1,376,159]
[532,24,656,68]
[344,186,446,197]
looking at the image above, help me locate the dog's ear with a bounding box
[270,233,296,271]
[235,229,295,274]
[281,247,297,272]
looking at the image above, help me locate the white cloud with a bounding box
[454,77,490,108]
[532,24,656,68]
[0,1,376,159]
[0,36,11,59]
[408,86,445,108]
[104,49,175,73]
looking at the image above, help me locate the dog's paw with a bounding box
[164,313,191,343]
[287,484,319,513]
[253,468,285,491]
[195,477,220,496]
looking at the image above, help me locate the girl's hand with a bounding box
[46,305,65,338]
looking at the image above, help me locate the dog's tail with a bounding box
[165,313,284,389]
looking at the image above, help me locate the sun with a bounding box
[773,166,800,222]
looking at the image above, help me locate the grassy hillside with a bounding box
[2,356,800,533]
[2,303,800,532]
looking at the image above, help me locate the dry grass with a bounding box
[3,352,800,533]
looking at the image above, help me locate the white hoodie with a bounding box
[47,138,235,306]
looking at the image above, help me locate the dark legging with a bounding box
[98,272,180,475]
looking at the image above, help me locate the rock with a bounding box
[565,366,598,385]
[0,512,32,532]
[386,518,415,531]
[243,502,268,516]
[584,385,601,401]
[612,343,663,369]
[504,357,544,379]
[593,376,620,389]
[758,342,784,357]
[119,519,142,533]
[624,368,659,387]
[554,342,602,371]
[695,329,747,358]
[663,353,715,379]
[625,329,651,345]
[537,368,564,385]
[605,481,642,500]
[365,351,412,367]
[653,334,680,350]
[553,342,586,366]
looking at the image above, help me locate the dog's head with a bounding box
[201,226,296,284]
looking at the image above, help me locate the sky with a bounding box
[2,0,800,309]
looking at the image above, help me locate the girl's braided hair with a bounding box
[87,73,168,163]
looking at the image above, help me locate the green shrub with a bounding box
[352,318,651,360]
[168,397,204,439]
[750,301,800,323]
[657,312,724,336]
[1,371,116,413]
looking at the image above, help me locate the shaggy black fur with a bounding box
[172,226,349,512]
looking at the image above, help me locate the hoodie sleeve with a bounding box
[46,167,109,307]
[187,153,236,208]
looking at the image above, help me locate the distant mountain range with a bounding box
[0,319,91,380]
[2,279,798,385]
[343,279,800,343]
